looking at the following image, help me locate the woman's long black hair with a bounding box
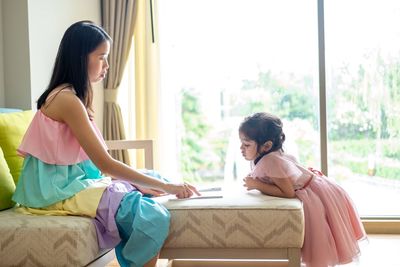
[239,112,286,164]
[37,21,111,113]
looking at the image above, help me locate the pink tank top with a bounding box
[18,89,107,165]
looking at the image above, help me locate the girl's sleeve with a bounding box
[252,154,302,179]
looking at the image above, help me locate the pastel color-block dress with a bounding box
[250,151,366,267]
[12,108,170,267]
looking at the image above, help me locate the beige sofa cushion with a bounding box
[157,189,304,249]
[0,208,101,266]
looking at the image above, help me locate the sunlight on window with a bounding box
[159,0,400,217]
[159,0,318,184]
[118,47,137,166]
[325,0,400,217]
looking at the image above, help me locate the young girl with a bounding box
[239,112,366,267]
[12,21,199,267]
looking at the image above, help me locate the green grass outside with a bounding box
[331,139,400,180]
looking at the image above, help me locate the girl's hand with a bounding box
[243,176,260,191]
[164,182,201,199]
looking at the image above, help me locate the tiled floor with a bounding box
[106,235,400,267]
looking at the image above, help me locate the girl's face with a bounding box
[239,132,259,161]
[88,41,110,83]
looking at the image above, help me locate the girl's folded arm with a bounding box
[249,177,295,198]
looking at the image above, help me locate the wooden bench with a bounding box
[156,188,304,267]
[110,139,305,267]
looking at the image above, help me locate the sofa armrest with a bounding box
[105,140,154,169]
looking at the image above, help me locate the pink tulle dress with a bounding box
[250,151,366,267]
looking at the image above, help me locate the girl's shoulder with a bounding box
[253,151,302,180]
[48,84,76,98]
[257,151,283,167]
[269,150,297,160]
[41,85,83,122]
[260,151,298,166]
[263,150,287,160]
[43,85,77,108]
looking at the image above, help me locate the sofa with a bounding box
[0,109,150,266]
[0,109,305,267]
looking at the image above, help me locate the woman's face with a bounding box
[239,132,259,161]
[88,41,110,83]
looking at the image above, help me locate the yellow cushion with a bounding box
[0,146,16,210]
[0,110,34,183]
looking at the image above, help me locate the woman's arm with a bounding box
[243,176,296,198]
[42,90,197,198]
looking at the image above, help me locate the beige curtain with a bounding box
[101,0,137,163]
[134,0,161,169]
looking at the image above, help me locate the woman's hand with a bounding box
[163,182,200,199]
[243,176,261,190]
[136,186,167,197]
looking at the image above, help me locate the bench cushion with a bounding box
[0,208,102,266]
[156,189,304,249]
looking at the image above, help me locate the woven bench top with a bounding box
[156,187,305,249]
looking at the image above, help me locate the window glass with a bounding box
[325,0,400,217]
[158,0,319,187]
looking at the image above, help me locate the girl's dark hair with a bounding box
[239,112,286,164]
[37,21,112,113]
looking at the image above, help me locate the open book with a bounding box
[168,186,223,201]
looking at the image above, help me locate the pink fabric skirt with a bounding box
[295,174,366,267]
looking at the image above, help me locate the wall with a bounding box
[1,0,104,129]
[2,0,31,109]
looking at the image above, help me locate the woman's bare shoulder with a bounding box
[41,85,85,122]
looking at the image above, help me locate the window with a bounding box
[325,0,400,217]
[158,0,400,219]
